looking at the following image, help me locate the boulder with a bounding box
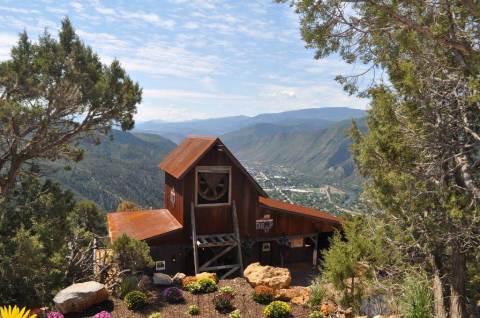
[275,286,310,306]
[173,272,186,285]
[320,300,338,316]
[53,281,109,314]
[182,276,198,288]
[137,275,152,290]
[243,262,291,289]
[337,307,353,318]
[153,273,173,286]
[195,272,218,283]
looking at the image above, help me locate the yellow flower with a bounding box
[0,305,36,318]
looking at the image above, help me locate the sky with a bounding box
[0,0,369,122]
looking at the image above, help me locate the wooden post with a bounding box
[232,201,244,275]
[312,234,319,266]
[190,202,199,274]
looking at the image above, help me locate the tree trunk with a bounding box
[449,247,468,318]
[433,268,448,318]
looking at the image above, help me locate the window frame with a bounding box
[155,260,166,271]
[195,165,232,207]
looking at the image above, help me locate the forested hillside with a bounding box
[42,130,176,211]
[223,118,366,189]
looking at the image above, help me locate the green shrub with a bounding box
[263,301,292,318]
[253,285,275,304]
[148,313,162,318]
[219,285,234,294]
[116,275,138,299]
[401,271,433,318]
[309,311,324,318]
[307,283,326,310]
[187,304,200,316]
[213,292,235,313]
[124,290,148,310]
[112,234,154,272]
[186,278,217,294]
[229,309,241,318]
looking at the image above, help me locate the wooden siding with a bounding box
[163,145,337,241]
[164,172,185,225]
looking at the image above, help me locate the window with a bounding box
[262,242,271,252]
[169,188,176,206]
[156,260,166,271]
[195,166,231,206]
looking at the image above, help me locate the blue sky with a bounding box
[0,0,368,122]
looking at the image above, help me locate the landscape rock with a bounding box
[182,275,198,288]
[275,286,310,305]
[320,299,338,316]
[137,275,152,290]
[337,307,353,318]
[173,272,186,285]
[196,272,218,283]
[243,262,291,289]
[153,273,173,285]
[53,281,109,314]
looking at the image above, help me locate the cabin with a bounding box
[107,136,341,279]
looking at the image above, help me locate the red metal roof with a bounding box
[158,136,268,197]
[259,196,341,225]
[159,136,217,179]
[107,209,183,241]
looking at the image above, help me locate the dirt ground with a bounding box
[66,278,311,318]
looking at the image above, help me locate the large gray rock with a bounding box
[153,273,173,285]
[53,281,109,314]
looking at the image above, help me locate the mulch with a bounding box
[66,278,311,318]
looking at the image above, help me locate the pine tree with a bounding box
[0,18,142,196]
[282,1,480,317]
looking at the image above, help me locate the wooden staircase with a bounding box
[190,201,244,279]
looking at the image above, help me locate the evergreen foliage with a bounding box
[0,18,141,196]
[282,1,480,316]
[111,234,154,273]
[0,178,105,306]
[116,200,141,212]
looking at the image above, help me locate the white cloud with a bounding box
[122,42,222,78]
[93,3,175,29]
[183,21,199,29]
[71,2,83,12]
[0,32,19,61]
[0,5,40,14]
[143,89,247,101]
[136,104,210,122]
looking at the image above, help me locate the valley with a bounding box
[43,107,366,214]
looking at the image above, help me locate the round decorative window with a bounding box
[198,172,228,201]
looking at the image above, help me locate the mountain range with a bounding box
[135,107,365,143]
[44,107,366,211]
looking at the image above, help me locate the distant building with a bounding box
[107,136,341,278]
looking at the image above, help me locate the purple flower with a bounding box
[93,310,112,318]
[93,311,112,318]
[46,312,64,318]
[162,286,185,303]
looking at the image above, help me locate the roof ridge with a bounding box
[186,135,218,140]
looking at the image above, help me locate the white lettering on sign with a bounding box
[256,219,274,232]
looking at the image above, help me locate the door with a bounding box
[258,241,273,265]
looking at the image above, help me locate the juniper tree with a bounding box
[0,18,142,196]
[281,1,480,317]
